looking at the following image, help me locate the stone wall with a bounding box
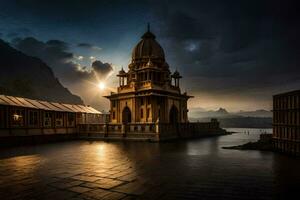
[77,119,225,142]
[0,127,78,147]
[0,120,226,146]
[273,90,300,156]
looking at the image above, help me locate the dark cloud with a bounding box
[161,11,216,40]
[9,36,114,110]
[12,37,113,83]
[153,0,300,96]
[12,37,73,74]
[6,28,32,38]
[46,40,69,48]
[1,0,300,110]
[70,60,114,82]
[6,32,19,38]
[78,43,93,48]
[77,43,102,51]
[92,60,113,78]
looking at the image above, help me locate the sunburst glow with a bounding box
[98,82,106,90]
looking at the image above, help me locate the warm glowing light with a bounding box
[98,82,106,90]
[13,113,22,121]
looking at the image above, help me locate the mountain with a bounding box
[189,107,233,118]
[189,107,272,119]
[189,107,272,128]
[0,39,83,104]
[189,117,272,128]
[235,109,272,118]
[216,108,229,115]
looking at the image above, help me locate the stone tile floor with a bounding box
[0,135,300,200]
[0,152,143,199]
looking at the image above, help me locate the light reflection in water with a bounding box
[0,128,299,199]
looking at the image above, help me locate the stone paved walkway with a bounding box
[0,136,300,199]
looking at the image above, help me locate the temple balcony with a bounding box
[116,80,182,95]
[117,84,135,93]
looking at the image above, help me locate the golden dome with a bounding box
[132,27,165,61]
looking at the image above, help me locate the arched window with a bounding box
[169,105,179,124]
[122,107,131,123]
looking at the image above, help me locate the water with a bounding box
[0,128,299,199]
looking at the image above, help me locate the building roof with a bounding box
[132,27,165,61]
[273,89,300,97]
[172,70,182,78]
[0,94,101,114]
[117,67,127,77]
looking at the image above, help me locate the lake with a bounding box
[0,128,299,199]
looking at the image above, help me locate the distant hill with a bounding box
[189,107,272,128]
[189,107,235,118]
[234,109,272,118]
[216,107,229,115]
[0,39,83,104]
[190,117,272,128]
[190,107,272,118]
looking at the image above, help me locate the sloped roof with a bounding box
[0,95,22,107]
[38,100,66,112]
[0,96,12,106]
[76,105,100,114]
[25,98,52,110]
[51,102,75,112]
[61,104,83,112]
[15,97,37,108]
[0,94,101,114]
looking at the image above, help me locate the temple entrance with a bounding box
[122,107,131,124]
[169,105,179,124]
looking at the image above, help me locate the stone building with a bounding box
[273,90,300,155]
[105,26,191,124]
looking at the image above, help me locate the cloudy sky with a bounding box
[0,0,299,112]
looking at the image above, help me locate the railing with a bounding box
[127,123,156,133]
[78,120,222,137]
[77,123,157,134]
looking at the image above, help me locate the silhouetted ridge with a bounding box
[0,39,83,104]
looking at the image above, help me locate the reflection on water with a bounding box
[0,128,299,199]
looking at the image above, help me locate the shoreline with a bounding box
[222,132,274,151]
[222,141,273,151]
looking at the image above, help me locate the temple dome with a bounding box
[132,28,165,61]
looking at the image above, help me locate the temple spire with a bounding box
[141,23,155,39]
[147,22,150,32]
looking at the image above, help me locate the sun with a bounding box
[98,82,106,90]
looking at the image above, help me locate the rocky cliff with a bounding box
[0,39,83,104]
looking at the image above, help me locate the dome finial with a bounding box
[147,22,150,32]
[146,57,154,67]
[119,66,125,74]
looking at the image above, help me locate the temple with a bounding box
[106,25,191,124]
[100,26,225,141]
